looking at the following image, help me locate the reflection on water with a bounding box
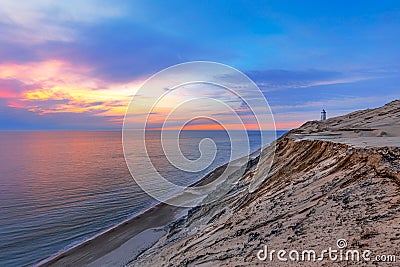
[0,130,285,266]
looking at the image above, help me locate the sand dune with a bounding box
[130,100,400,266]
[291,100,400,147]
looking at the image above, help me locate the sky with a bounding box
[0,0,399,130]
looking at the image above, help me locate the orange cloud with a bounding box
[0,60,143,123]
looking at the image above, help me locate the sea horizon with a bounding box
[0,129,290,132]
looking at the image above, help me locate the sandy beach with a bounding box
[86,228,166,267]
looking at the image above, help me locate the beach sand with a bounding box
[86,228,166,267]
[39,202,186,266]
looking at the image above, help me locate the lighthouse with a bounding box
[321,109,327,121]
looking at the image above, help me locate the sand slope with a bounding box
[130,100,400,266]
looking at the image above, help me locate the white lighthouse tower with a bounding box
[321,109,327,121]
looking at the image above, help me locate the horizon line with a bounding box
[0,128,291,132]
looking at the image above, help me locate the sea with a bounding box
[0,130,285,266]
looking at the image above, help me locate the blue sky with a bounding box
[0,0,399,129]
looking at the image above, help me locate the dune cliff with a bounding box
[129,100,400,266]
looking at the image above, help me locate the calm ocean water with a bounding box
[0,130,285,266]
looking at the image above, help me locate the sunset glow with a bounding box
[0,59,144,123]
[0,1,399,130]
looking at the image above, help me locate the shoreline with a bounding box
[37,202,187,266]
[37,158,236,266]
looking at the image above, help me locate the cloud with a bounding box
[271,94,399,113]
[245,69,374,92]
[0,59,141,123]
[0,16,232,83]
[0,79,39,98]
[0,99,120,130]
[0,0,124,44]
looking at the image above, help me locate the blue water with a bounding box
[0,130,285,266]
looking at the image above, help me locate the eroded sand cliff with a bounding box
[130,100,400,266]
